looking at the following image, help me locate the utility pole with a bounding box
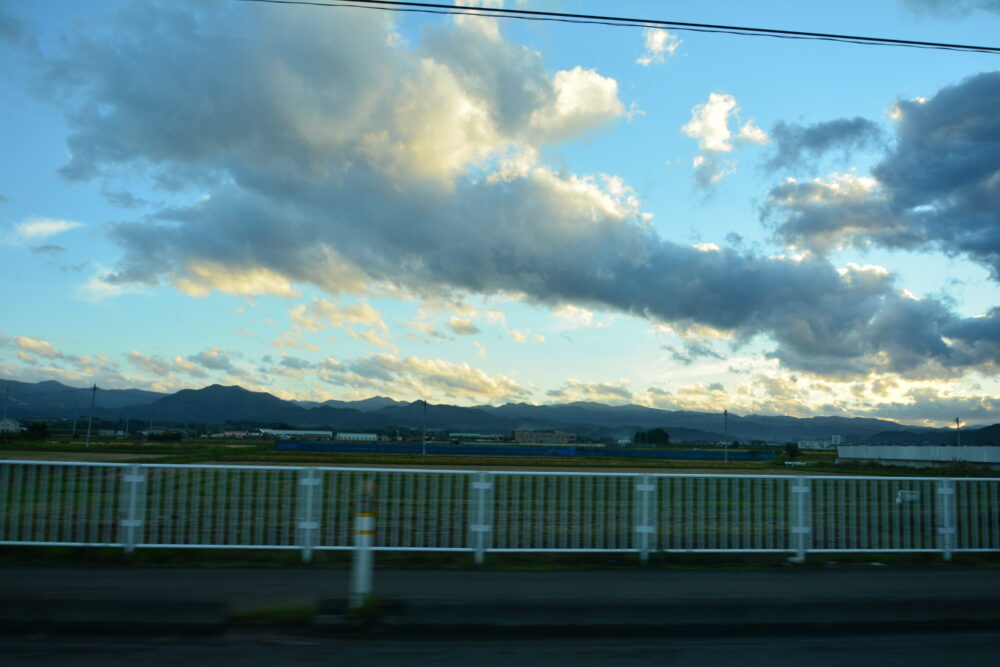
[85,384,96,449]
[3,385,7,419]
[422,399,427,456]
[956,417,961,447]
[724,409,729,463]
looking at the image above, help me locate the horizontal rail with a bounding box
[3,459,995,482]
[1,460,997,563]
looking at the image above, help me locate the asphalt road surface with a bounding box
[2,632,999,666]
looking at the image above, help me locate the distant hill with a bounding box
[3,377,995,443]
[1,378,164,418]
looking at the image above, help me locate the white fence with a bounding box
[2,461,998,563]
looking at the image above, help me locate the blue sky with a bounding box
[1,0,998,426]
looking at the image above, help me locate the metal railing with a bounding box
[2,460,998,563]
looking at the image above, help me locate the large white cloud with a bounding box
[21,1,997,380]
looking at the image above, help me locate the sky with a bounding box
[1,0,998,426]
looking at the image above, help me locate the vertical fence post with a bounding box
[788,477,811,563]
[633,475,657,563]
[936,478,956,561]
[469,472,493,564]
[297,468,323,563]
[120,464,147,554]
[350,479,377,609]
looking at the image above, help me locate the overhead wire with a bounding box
[236,0,1000,55]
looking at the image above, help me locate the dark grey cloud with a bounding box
[765,118,882,172]
[765,70,1000,281]
[663,341,724,365]
[31,244,66,255]
[27,1,1000,380]
[0,6,25,44]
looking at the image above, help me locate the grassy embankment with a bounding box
[2,438,996,477]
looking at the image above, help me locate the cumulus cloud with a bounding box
[317,353,528,402]
[636,27,681,66]
[765,71,1000,281]
[22,2,997,380]
[682,93,767,186]
[765,117,883,172]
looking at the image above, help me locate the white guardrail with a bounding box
[2,461,998,563]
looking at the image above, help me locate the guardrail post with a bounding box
[350,479,377,609]
[297,468,323,563]
[469,472,494,564]
[119,464,147,554]
[633,475,657,563]
[936,479,956,561]
[788,478,811,563]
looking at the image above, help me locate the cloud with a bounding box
[847,387,998,425]
[0,333,135,389]
[663,340,724,365]
[547,379,634,405]
[25,3,997,380]
[636,27,681,66]
[682,93,767,186]
[508,328,544,344]
[13,335,63,359]
[127,350,169,376]
[127,350,210,379]
[317,353,529,402]
[447,316,480,335]
[903,0,1000,17]
[553,304,610,329]
[0,7,25,44]
[765,117,883,172]
[7,218,83,244]
[765,70,1000,281]
[31,244,66,255]
[188,347,236,372]
[289,299,386,332]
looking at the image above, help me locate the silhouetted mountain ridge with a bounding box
[2,377,996,443]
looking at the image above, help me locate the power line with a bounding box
[237,0,1000,55]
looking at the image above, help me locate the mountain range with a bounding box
[2,378,996,444]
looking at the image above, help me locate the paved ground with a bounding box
[3,565,998,610]
[3,633,1000,666]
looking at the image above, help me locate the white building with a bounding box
[260,428,333,440]
[0,417,20,434]
[838,445,1000,470]
[336,432,378,442]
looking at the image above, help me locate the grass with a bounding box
[2,544,998,571]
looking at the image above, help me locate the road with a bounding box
[2,633,1000,666]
